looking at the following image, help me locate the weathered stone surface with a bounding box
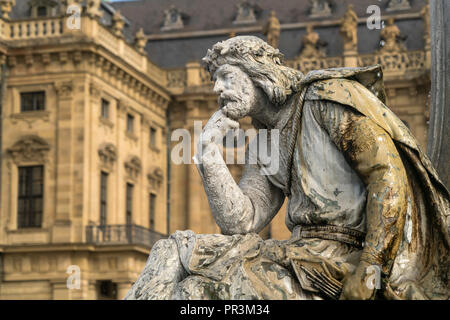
[126,36,449,300]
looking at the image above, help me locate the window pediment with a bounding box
[28,0,58,18]
[8,135,50,164]
[98,143,117,170]
[147,167,163,190]
[233,2,260,25]
[124,156,141,180]
[162,6,188,31]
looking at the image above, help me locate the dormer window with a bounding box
[161,6,188,31]
[386,0,411,12]
[233,2,260,25]
[309,0,332,18]
[37,6,47,17]
[29,0,58,18]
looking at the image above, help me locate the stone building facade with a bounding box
[0,0,431,299]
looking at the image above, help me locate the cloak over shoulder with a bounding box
[294,65,449,299]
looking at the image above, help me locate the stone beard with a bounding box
[125,36,450,300]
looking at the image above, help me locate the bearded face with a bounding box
[213,64,259,121]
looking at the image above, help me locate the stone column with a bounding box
[427,0,450,189]
[53,81,75,243]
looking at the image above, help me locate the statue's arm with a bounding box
[311,100,408,299]
[195,111,285,235]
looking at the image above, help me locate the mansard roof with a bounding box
[111,0,426,34]
[110,0,427,68]
[6,1,428,69]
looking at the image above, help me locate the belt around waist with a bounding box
[291,224,366,249]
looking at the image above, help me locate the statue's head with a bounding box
[202,36,303,120]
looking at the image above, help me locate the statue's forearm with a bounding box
[339,117,407,271]
[196,143,255,235]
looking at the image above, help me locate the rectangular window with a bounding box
[149,193,156,230]
[101,99,110,119]
[97,280,117,300]
[100,172,108,226]
[20,91,45,112]
[126,183,133,225]
[37,6,47,17]
[18,166,44,228]
[126,114,134,133]
[150,127,157,148]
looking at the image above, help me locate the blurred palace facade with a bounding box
[0,0,431,299]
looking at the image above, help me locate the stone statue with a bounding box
[298,25,326,58]
[86,0,102,18]
[379,18,406,53]
[112,10,125,37]
[134,28,147,54]
[421,0,430,47]
[262,10,281,48]
[340,4,358,52]
[0,0,15,19]
[126,36,450,300]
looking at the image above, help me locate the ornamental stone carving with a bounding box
[54,81,73,98]
[86,0,101,18]
[89,81,101,98]
[124,156,141,180]
[7,136,50,164]
[147,167,163,190]
[134,28,148,54]
[98,143,117,171]
[112,10,125,37]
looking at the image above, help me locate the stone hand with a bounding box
[339,260,378,300]
[198,109,239,154]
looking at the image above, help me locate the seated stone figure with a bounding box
[125,36,449,300]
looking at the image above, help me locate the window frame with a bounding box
[126,183,133,225]
[126,113,134,134]
[17,165,44,229]
[20,91,46,112]
[149,193,156,230]
[150,127,157,148]
[100,171,108,226]
[101,98,110,119]
[37,6,48,17]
